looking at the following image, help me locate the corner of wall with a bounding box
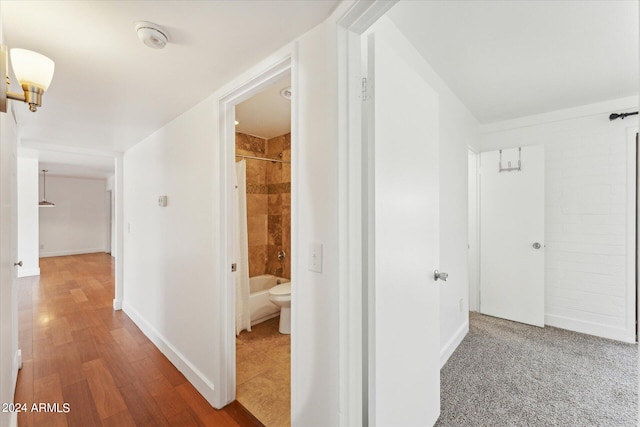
[440,320,468,368]
[122,302,217,405]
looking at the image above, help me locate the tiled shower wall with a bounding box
[236,132,291,279]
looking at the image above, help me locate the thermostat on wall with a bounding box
[158,196,168,207]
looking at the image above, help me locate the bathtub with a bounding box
[249,274,290,326]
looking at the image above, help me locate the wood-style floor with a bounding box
[15,253,264,427]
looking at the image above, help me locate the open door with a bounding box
[0,103,19,425]
[366,17,440,426]
[479,146,545,327]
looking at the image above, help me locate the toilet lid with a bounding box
[269,283,291,296]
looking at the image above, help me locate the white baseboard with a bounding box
[440,321,469,368]
[122,302,217,405]
[113,299,123,310]
[39,248,107,258]
[18,267,40,278]
[545,314,636,343]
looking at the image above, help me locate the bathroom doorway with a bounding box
[232,73,293,426]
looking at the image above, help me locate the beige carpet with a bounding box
[436,312,638,426]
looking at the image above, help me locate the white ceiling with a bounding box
[236,75,291,139]
[38,150,115,180]
[2,0,637,178]
[1,0,340,153]
[387,0,639,123]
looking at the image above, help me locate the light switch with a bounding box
[308,243,323,273]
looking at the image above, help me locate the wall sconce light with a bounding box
[1,45,55,113]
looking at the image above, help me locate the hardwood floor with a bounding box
[15,253,264,427]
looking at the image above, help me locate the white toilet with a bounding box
[268,282,291,334]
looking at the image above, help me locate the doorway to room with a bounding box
[233,74,293,426]
[217,56,294,423]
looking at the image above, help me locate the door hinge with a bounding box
[231,263,237,272]
[362,77,367,101]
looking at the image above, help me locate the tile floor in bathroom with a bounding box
[236,316,291,427]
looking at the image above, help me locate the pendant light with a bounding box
[39,169,55,207]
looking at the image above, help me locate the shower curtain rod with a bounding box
[235,154,291,164]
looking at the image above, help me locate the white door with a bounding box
[0,105,19,424]
[367,17,440,426]
[479,146,545,327]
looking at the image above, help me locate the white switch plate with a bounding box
[308,243,323,273]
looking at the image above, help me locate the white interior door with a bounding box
[479,146,545,327]
[367,17,440,426]
[0,104,19,424]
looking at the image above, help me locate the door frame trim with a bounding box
[467,147,480,313]
[216,56,293,408]
[336,2,398,425]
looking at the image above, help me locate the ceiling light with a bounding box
[0,45,55,113]
[135,21,169,49]
[280,87,292,100]
[39,169,55,207]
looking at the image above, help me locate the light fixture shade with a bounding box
[10,48,55,91]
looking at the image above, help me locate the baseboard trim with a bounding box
[545,314,636,343]
[113,299,123,311]
[17,267,40,278]
[39,248,107,258]
[440,320,469,368]
[122,302,217,405]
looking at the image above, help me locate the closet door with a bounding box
[480,146,545,327]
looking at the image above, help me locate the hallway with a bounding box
[15,253,263,427]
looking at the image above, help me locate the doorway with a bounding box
[233,74,292,426]
[468,148,479,312]
[106,190,112,255]
[217,56,293,415]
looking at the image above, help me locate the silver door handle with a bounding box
[434,270,448,282]
[532,242,541,249]
[14,261,22,267]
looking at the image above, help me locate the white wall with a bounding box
[293,15,341,426]
[121,3,353,423]
[387,5,481,366]
[123,95,219,403]
[39,175,108,257]
[17,150,40,277]
[480,97,638,342]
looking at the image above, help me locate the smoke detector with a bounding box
[135,21,169,49]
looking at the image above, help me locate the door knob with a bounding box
[532,242,541,249]
[434,270,448,282]
[14,261,22,267]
